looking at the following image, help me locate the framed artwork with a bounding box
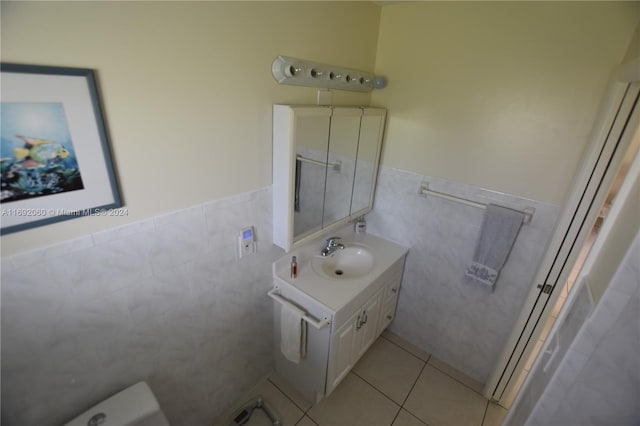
[1,63,121,234]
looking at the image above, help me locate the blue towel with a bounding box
[465,204,525,288]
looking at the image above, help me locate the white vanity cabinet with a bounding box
[271,231,407,404]
[326,261,403,395]
[327,288,383,394]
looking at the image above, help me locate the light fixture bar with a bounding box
[271,55,385,92]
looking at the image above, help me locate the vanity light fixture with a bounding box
[271,55,386,92]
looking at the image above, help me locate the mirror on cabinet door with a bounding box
[273,105,386,252]
[351,109,385,216]
[293,109,331,239]
[322,108,362,228]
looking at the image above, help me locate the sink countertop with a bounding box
[273,229,409,313]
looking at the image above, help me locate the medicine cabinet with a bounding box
[273,105,386,251]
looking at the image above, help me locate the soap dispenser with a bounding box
[354,216,367,233]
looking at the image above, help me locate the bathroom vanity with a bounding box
[270,230,408,403]
[270,103,398,403]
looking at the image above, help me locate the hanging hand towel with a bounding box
[280,301,307,364]
[465,204,525,289]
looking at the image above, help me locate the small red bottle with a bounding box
[291,256,298,278]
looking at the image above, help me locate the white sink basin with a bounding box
[312,245,375,280]
[272,230,408,313]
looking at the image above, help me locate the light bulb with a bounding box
[373,76,387,89]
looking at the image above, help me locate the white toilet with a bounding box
[64,382,170,426]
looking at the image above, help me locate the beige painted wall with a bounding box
[371,1,640,205]
[0,1,381,255]
[623,22,640,63]
[3,2,639,255]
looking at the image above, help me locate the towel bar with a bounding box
[418,183,535,225]
[268,287,331,330]
[296,155,341,172]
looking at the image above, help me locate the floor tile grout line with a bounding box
[381,332,488,398]
[351,348,431,426]
[397,361,430,425]
[480,400,490,426]
[270,332,492,426]
[297,413,319,426]
[426,361,487,398]
[388,369,416,426]
[266,376,312,419]
[388,404,403,426]
[379,333,485,409]
[400,360,428,408]
[349,370,404,412]
[303,410,318,426]
[396,408,433,426]
[380,334,430,363]
[357,373,403,426]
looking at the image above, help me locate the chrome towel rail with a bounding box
[296,155,341,172]
[418,183,535,225]
[268,287,331,330]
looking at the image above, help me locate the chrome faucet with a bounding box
[321,237,344,257]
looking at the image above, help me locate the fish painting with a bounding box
[1,103,85,202]
[13,135,70,167]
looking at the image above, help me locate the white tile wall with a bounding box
[367,166,560,383]
[1,166,562,425]
[1,186,282,426]
[525,231,640,425]
[505,277,595,426]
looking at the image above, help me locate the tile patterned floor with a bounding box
[217,331,508,426]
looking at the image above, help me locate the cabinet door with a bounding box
[326,289,385,396]
[379,300,397,334]
[354,291,382,360]
[327,312,358,393]
[273,105,332,251]
[322,108,362,227]
[377,275,401,337]
[351,108,385,216]
[294,109,331,239]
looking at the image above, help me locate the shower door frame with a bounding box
[484,60,640,406]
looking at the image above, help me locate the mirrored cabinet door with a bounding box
[294,110,331,239]
[322,108,362,227]
[351,109,386,215]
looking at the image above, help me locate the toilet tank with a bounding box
[64,382,170,426]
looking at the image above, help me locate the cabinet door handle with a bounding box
[362,311,368,325]
[391,288,397,293]
[386,315,393,320]
[356,315,362,330]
